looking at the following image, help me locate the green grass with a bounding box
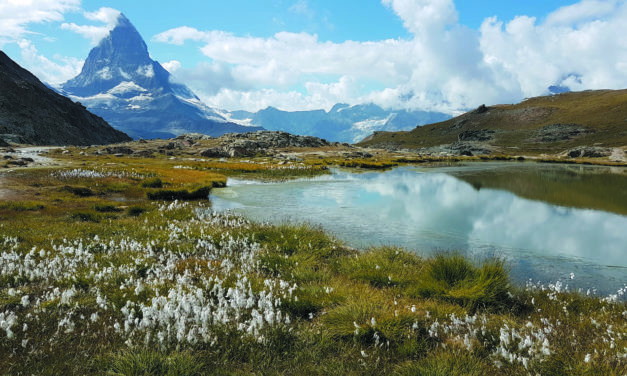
[0,155,625,375]
[0,201,45,211]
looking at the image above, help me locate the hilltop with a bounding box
[359,89,627,160]
[0,51,131,146]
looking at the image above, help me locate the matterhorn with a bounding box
[60,13,259,139]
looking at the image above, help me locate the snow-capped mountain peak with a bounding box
[60,14,260,139]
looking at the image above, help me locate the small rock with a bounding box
[200,148,229,158]
[7,159,27,166]
[106,146,134,155]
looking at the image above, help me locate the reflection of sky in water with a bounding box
[211,167,627,294]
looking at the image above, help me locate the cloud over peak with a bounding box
[61,7,121,45]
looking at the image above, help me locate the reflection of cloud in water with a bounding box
[359,169,627,267]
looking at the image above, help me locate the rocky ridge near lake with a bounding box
[359,89,627,161]
[201,131,333,158]
[0,51,131,146]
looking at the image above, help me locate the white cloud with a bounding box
[61,7,120,45]
[153,0,627,113]
[0,0,80,42]
[17,39,83,84]
[381,0,458,35]
[545,0,618,26]
[162,60,182,73]
[289,0,315,18]
[480,1,627,97]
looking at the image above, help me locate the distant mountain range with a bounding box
[0,50,130,146]
[54,13,449,143]
[59,14,260,140]
[228,104,450,143]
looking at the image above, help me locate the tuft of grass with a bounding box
[412,254,512,312]
[394,349,493,376]
[321,288,390,342]
[105,349,204,376]
[127,205,148,217]
[337,246,424,288]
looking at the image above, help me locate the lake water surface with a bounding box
[211,163,627,297]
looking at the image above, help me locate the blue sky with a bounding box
[1,0,626,113]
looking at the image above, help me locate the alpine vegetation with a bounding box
[0,157,625,375]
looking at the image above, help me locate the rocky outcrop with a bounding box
[200,131,331,158]
[0,51,131,146]
[457,129,495,142]
[449,142,492,156]
[531,124,593,143]
[566,146,611,158]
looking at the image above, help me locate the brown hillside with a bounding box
[358,89,627,155]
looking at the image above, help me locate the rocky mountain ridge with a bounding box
[359,89,627,160]
[0,50,131,146]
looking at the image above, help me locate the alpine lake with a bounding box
[211,162,627,297]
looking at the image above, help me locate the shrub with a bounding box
[146,186,211,201]
[141,177,163,188]
[94,204,123,213]
[62,185,94,197]
[127,206,147,217]
[70,212,99,222]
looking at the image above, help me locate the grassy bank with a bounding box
[0,159,626,375]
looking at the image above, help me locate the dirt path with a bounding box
[0,146,64,200]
